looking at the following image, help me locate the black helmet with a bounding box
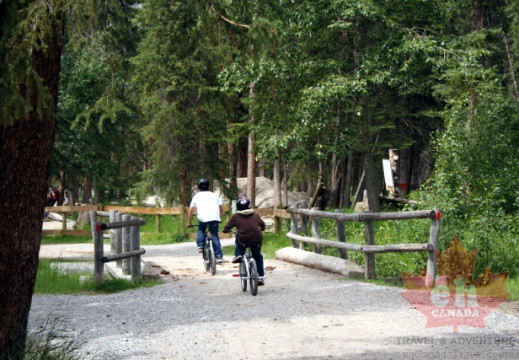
[197,178,210,191]
[236,195,251,211]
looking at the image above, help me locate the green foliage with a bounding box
[131,0,231,204]
[41,235,92,245]
[22,316,81,360]
[35,259,159,294]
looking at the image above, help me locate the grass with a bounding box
[34,259,160,295]
[41,235,92,244]
[506,276,519,301]
[21,316,81,360]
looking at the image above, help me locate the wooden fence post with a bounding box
[61,211,67,231]
[363,220,375,279]
[109,210,117,255]
[122,214,131,275]
[156,214,161,233]
[94,222,104,283]
[180,205,186,236]
[335,209,347,259]
[89,211,97,240]
[130,216,142,282]
[290,213,299,248]
[426,209,441,288]
[115,212,123,268]
[274,215,281,234]
[311,207,322,254]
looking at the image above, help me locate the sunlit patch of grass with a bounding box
[35,259,161,295]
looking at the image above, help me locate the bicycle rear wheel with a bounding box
[209,246,216,275]
[249,258,258,296]
[239,260,247,292]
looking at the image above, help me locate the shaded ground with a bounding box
[31,242,519,360]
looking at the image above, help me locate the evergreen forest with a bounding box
[2,1,518,279]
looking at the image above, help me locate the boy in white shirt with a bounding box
[187,179,224,263]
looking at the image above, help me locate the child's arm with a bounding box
[222,215,236,233]
[258,215,266,231]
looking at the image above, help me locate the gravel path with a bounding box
[31,242,519,360]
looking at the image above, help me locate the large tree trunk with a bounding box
[0,2,65,357]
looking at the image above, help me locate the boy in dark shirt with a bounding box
[223,196,266,285]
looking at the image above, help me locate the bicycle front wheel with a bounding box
[239,260,247,292]
[203,246,211,272]
[249,258,258,296]
[209,246,216,275]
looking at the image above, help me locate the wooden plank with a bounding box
[100,218,146,230]
[286,232,430,253]
[101,206,181,215]
[45,205,99,213]
[41,229,91,236]
[186,232,232,239]
[287,208,436,222]
[256,208,274,216]
[273,208,290,219]
[102,249,146,263]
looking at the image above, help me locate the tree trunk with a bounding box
[363,152,380,212]
[0,3,64,357]
[282,160,289,207]
[227,126,238,199]
[397,147,412,198]
[341,151,353,208]
[273,154,282,208]
[83,177,92,204]
[246,82,256,207]
[237,141,248,177]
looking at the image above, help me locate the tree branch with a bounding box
[211,3,250,29]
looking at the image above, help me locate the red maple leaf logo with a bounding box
[401,234,509,333]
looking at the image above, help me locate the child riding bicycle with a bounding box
[222,196,266,285]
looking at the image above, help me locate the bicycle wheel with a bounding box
[203,244,211,272]
[209,246,216,275]
[239,260,247,292]
[249,258,258,296]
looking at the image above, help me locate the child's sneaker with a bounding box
[231,255,243,263]
[216,258,223,264]
[258,278,265,286]
[197,247,203,253]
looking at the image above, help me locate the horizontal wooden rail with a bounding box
[287,232,432,253]
[100,219,146,230]
[273,208,290,219]
[42,229,90,236]
[287,208,436,222]
[102,249,146,263]
[45,205,99,212]
[102,206,182,215]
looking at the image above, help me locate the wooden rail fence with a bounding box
[90,210,146,282]
[286,202,441,287]
[43,204,292,237]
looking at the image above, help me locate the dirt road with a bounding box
[30,242,519,359]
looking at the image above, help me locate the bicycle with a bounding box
[189,224,216,275]
[230,231,262,296]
